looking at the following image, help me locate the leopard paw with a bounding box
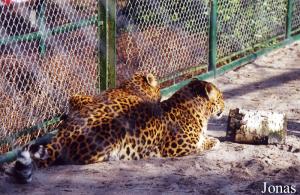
[203,137,220,151]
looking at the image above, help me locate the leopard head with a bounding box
[189,79,225,119]
[121,72,161,102]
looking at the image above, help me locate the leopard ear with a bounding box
[205,83,218,101]
[146,73,158,88]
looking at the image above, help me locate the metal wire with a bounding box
[0,0,99,153]
[217,0,287,60]
[116,0,210,85]
[0,0,300,154]
[292,0,300,30]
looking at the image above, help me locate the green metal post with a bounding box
[37,0,46,56]
[286,0,294,39]
[107,0,116,89]
[161,33,300,97]
[98,0,116,92]
[208,0,218,77]
[98,1,105,91]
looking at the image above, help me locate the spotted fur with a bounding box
[159,80,224,157]
[12,79,224,183]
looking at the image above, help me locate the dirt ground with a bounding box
[1,42,300,194]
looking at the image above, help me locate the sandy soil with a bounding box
[1,42,300,194]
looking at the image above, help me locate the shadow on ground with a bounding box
[223,68,300,98]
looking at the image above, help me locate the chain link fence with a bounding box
[116,0,210,86]
[292,0,300,31]
[1,0,300,155]
[217,0,287,60]
[0,0,99,153]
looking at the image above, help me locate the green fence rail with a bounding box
[0,17,101,45]
[0,0,115,159]
[1,0,300,163]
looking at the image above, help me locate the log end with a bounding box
[226,108,287,145]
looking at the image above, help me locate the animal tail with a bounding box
[6,137,64,184]
[5,150,33,184]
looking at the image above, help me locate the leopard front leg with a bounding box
[196,136,220,152]
[160,132,199,157]
[161,133,220,157]
[202,136,220,150]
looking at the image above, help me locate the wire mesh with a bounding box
[0,0,99,153]
[116,0,210,85]
[217,0,287,60]
[292,0,300,31]
[0,0,300,155]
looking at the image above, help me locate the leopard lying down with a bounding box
[8,72,161,183]
[10,79,224,183]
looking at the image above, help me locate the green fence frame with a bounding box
[0,1,115,92]
[1,0,300,164]
[98,0,116,91]
[0,0,116,163]
[162,0,300,96]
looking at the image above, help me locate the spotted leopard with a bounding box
[11,79,224,183]
[9,72,160,183]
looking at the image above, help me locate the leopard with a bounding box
[158,79,224,157]
[8,72,160,183]
[68,72,160,111]
[11,79,224,184]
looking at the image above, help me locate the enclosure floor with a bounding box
[1,42,300,195]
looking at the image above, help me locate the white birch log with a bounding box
[227,108,287,144]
